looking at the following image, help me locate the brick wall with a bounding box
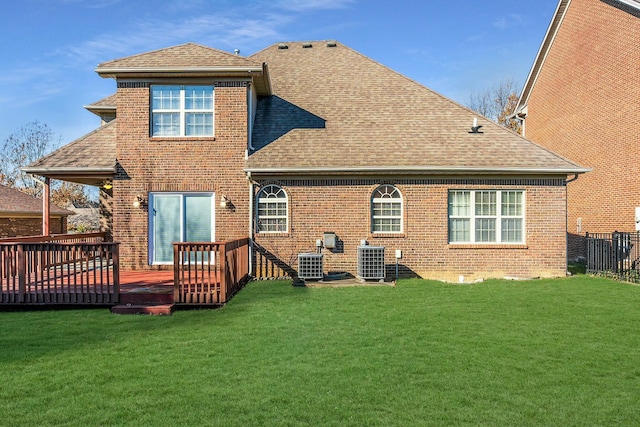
[0,216,66,238]
[113,81,249,270]
[524,0,640,259]
[253,178,568,282]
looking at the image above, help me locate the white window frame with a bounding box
[448,190,525,244]
[371,185,403,233]
[151,85,215,137]
[256,185,288,233]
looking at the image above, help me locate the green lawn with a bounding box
[2,276,640,426]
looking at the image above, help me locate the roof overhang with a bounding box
[96,63,272,96]
[0,211,70,219]
[21,166,116,186]
[245,165,591,178]
[516,0,571,113]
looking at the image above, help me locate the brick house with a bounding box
[0,184,71,238]
[24,41,587,282]
[513,0,640,259]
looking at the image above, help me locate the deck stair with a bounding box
[112,280,175,315]
[111,303,175,315]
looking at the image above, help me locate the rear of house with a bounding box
[24,40,588,282]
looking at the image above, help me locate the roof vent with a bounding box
[326,41,337,47]
[233,49,240,55]
[302,42,312,48]
[278,43,288,50]
[469,117,483,134]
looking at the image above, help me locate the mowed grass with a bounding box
[2,276,640,426]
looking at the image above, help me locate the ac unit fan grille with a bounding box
[357,246,385,280]
[298,253,324,279]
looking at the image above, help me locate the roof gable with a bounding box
[96,42,261,70]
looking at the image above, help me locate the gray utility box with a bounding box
[298,253,324,280]
[357,245,385,280]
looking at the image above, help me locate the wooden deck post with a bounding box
[17,244,26,303]
[42,177,50,236]
[219,243,227,303]
[173,243,180,304]
[112,242,120,303]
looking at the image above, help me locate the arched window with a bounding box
[257,185,288,233]
[371,185,403,233]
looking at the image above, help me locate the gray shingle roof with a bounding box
[0,184,72,216]
[247,41,587,175]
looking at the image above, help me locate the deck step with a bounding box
[119,292,174,305]
[111,304,175,315]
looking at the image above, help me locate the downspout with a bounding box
[247,83,255,151]
[507,109,527,137]
[248,172,254,276]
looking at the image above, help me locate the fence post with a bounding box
[173,243,181,304]
[112,243,120,303]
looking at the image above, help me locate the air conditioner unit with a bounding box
[298,253,324,280]
[357,245,385,280]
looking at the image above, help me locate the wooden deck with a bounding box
[1,235,250,306]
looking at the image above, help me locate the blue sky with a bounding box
[1,0,558,148]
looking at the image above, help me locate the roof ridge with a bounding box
[98,42,261,68]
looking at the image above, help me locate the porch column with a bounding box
[42,177,50,235]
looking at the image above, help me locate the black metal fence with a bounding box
[586,232,640,283]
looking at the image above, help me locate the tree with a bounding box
[0,120,91,207]
[467,78,522,134]
[0,120,59,197]
[51,182,91,208]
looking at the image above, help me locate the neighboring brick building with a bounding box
[25,41,587,282]
[0,184,71,238]
[514,0,640,260]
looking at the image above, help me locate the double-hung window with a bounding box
[372,185,403,233]
[449,190,524,243]
[151,85,214,137]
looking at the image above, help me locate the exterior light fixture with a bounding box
[102,181,113,190]
[220,195,230,208]
[133,195,146,209]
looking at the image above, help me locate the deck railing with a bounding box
[173,237,250,305]
[1,232,119,304]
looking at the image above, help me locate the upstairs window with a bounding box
[372,185,403,233]
[449,190,525,244]
[257,185,288,233]
[151,85,214,137]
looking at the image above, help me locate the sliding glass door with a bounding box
[149,193,214,264]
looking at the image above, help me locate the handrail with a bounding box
[0,232,106,244]
[173,238,249,304]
